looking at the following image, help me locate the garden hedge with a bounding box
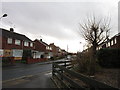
[97,48,120,68]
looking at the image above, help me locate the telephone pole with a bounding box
[66,45,68,59]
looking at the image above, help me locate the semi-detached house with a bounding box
[0,28,66,61]
[97,33,120,50]
[33,39,53,59]
[0,28,34,60]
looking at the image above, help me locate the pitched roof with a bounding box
[0,28,32,42]
[40,41,48,46]
[34,39,48,46]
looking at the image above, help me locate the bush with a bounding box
[78,51,91,71]
[76,51,101,75]
[97,48,120,68]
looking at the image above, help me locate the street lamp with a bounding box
[80,42,83,52]
[0,14,7,19]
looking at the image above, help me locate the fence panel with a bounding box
[52,61,118,89]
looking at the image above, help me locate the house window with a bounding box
[59,49,61,52]
[7,38,12,44]
[15,39,20,45]
[30,42,33,47]
[50,47,52,50]
[24,41,29,46]
[111,40,113,46]
[114,38,117,44]
[46,46,50,50]
[108,42,110,47]
[106,43,108,47]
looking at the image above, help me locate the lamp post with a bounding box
[0,14,7,19]
[80,42,83,52]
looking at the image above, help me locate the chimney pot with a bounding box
[10,28,14,32]
[40,39,42,41]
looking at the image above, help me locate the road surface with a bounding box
[2,60,60,88]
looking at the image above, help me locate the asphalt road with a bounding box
[2,58,66,81]
[2,63,52,81]
[2,59,66,88]
[2,62,54,88]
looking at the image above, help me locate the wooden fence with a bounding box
[52,60,118,89]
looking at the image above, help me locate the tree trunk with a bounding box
[89,43,97,75]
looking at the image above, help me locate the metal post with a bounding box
[64,61,66,68]
[52,62,54,77]
[67,45,68,60]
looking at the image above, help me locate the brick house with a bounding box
[49,43,68,58]
[97,33,120,50]
[33,39,53,59]
[49,43,58,57]
[82,33,120,53]
[49,43,65,57]
[0,28,34,60]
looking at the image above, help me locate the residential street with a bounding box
[2,59,66,88]
[0,2,119,89]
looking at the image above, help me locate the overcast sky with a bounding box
[0,0,119,53]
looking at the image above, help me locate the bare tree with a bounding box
[79,16,111,75]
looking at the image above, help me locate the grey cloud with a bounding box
[2,2,118,40]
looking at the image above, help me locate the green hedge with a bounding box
[97,48,120,68]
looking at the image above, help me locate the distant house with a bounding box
[33,39,53,59]
[97,33,120,50]
[49,43,59,57]
[61,49,67,56]
[49,43,67,58]
[0,28,34,60]
[83,33,120,53]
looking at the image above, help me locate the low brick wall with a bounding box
[26,58,47,64]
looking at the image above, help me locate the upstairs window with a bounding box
[7,38,12,44]
[30,42,33,47]
[15,39,20,45]
[24,41,29,46]
[46,46,49,50]
[111,40,114,46]
[106,43,108,47]
[50,47,52,50]
[108,42,110,47]
[114,38,117,44]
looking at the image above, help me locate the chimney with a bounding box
[40,39,42,41]
[10,28,14,32]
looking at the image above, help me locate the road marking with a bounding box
[2,70,52,83]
